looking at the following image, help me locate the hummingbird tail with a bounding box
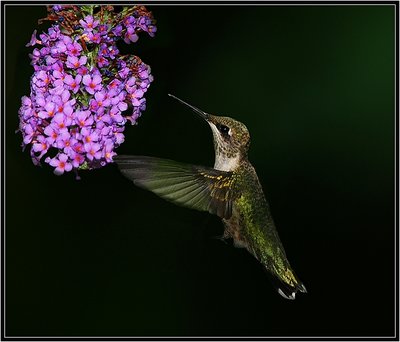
[265,269,307,300]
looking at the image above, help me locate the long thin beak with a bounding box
[168,94,209,121]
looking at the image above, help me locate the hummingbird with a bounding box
[114,94,307,300]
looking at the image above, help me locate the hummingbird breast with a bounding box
[214,153,241,172]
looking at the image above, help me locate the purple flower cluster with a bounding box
[18,5,156,175]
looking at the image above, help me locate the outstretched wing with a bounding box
[114,155,240,219]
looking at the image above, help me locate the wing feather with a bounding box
[114,155,240,219]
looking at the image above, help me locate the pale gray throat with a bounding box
[209,123,241,172]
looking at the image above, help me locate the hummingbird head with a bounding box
[168,94,250,171]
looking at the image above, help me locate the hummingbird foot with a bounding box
[211,234,230,245]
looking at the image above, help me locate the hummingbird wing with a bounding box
[114,155,240,219]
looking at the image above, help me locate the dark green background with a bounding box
[5,4,396,337]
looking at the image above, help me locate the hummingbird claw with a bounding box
[211,235,229,245]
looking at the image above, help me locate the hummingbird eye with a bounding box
[217,124,230,136]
